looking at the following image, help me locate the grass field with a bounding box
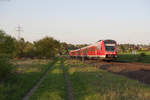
[66,59,150,100]
[0,59,56,100]
[117,51,150,63]
[30,59,150,100]
[1,58,150,100]
[30,60,67,100]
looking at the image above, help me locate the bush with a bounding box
[34,37,60,58]
[0,55,15,81]
[0,30,16,57]
[140,53,146,57]
[136,53,146,62]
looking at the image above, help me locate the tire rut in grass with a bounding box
[22,59,58,100]
[61,59,75,100]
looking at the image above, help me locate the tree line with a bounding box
[1,29,150,80]
[117,44,150,53]
[0,30,88,59]
[1,29,150,59]
[0,29,78,80]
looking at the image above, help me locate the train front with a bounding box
[104,40,117,60]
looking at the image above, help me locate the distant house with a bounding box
[141,47,149,51]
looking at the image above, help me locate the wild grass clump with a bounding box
[136,53,146,62]
[0,55,15,81]
[139,52,146,57]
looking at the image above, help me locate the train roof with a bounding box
[80,41,101,50]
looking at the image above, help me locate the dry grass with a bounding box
[13,59,51,65]
[0,59,53,100]
[66,59,150,100]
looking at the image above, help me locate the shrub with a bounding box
[140,53,146,57]
[0,55,15,81]
[34,36,60,58]
[136,53,146,62]
[0,30,16,57]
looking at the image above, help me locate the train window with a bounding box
[83,50,86,55]
[86,49,88,54]
[105,46,115,51]
[90,48,95,51]
[93,48,95,51]
[77,51,79,55]
[89,48,92,51]
[104,40,116,52]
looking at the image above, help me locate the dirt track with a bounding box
[61,60,75,100]
[86,60,150,85]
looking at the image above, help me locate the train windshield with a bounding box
[105,45,115,51]
[104,40,116,52]
[105,43,116,52]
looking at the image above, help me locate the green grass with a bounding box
[0,59,57,100]
[1,58,150,100]
[66,59,150,100]
[30,60,67,100]
[117,51,150,63]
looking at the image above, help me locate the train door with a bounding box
[96,43,102,56]
[91,47,96,56]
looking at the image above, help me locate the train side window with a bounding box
[93,48,95,51]
[77,51,79,55]
[89,48,92,51]
[91,48,93,51]
[86,49,88,54]
[84,50,86,54]
[84,50,86,55]
[92,48,95,51]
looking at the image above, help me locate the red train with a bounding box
[69,39,117,60]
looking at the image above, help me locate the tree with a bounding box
[0,30,16,57]
[23,41,36,58]
[15,38,26,58]
[59,42,69,55]
[120,45,126,53]
[34,36,60,58]
[0,30,16,80]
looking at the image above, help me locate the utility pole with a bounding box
[16,25,23,40]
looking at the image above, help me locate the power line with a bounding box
[16,25,23,39]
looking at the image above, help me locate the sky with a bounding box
[0,0,150,44]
